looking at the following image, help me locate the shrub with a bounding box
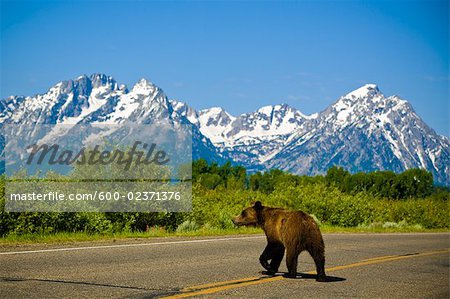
[176,220,199,232]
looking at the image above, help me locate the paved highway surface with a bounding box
[1,233,449,298]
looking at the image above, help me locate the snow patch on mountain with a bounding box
[198,107,235,143]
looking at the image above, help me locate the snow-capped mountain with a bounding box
[171,100,318,170]
[0,74,222,163]
[207,104,317,170]
[266,84,450,184]
[1,75,448,185]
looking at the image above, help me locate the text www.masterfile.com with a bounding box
[9,191,182,201]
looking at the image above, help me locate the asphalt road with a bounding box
[0,233,449,298]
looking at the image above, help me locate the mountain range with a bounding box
[1,74,448,185]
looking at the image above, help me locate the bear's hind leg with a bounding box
[309,249,326,282]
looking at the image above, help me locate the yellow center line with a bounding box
[182,276,262,291]
[165,276,285,299]
[162,248,450,299]
[324,249,450,272]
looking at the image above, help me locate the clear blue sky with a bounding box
[1,0,448,135]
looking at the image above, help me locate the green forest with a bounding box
[0,160,449,238]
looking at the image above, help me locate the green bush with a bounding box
[176,220,199,232]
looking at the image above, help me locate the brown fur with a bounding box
[233,201,326,281]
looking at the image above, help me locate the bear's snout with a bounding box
[233,214,257,226]
[233,215,250,226]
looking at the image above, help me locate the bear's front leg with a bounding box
[259,245,272,272]
[259,243,277,274]
[260,243,285,275]
[284,248,299,278]
[268,243,285,274]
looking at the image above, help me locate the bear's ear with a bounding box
[253,201,263,210]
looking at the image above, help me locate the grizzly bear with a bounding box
[233,201,326,281]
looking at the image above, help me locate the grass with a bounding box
[0,225,447,246]
[0,227,261,245]
[320,224,448,234]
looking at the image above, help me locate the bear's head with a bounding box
[232,201,263,226]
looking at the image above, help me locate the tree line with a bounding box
[193,159,447,200]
